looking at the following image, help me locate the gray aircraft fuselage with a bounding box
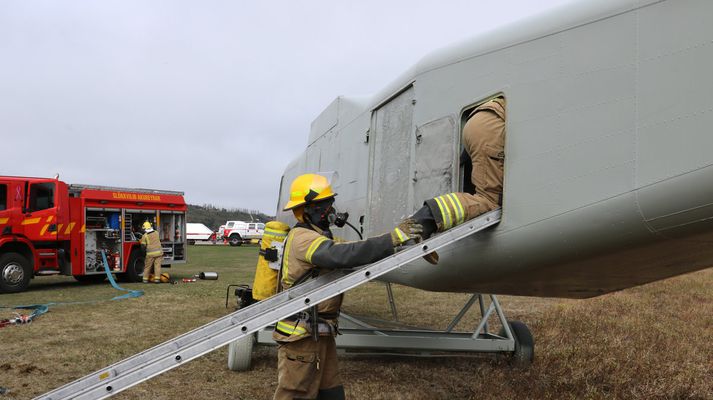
[277,0,713,298]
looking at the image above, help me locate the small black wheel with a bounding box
[229,235,242,247]
[188,240,196,245]
[0,252,32,293]
[499,320,534,367]
[124,250,145,282]
[74,274,107,284]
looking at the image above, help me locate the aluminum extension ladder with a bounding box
[37,209,501,400]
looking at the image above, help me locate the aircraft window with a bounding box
[28,182,55,212]
[0,184,7,211]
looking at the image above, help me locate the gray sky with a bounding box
[0,0,572,215]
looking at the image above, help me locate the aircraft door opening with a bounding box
[458,95,507,212]
[366,86,415,236]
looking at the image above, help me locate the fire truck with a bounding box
[0,176,187,293]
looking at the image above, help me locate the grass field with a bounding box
[1,245,712,400]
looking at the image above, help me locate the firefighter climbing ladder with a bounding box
[38,209,501,400]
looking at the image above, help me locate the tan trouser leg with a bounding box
[152,256,161,281]
[143,256,153,280]
[274,336,340,400]
[461,107,505,218]
[143,255,162,281]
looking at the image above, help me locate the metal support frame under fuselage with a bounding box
[255,293,516,354]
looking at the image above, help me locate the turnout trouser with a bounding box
[143,254,162,282]
[459,102,505,218]
[274,336,342,400]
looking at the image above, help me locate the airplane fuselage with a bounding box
[277,0,713,298]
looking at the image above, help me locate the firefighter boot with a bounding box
[317,385,345,400]
[409,206,439,265]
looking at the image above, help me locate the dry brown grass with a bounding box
[1,245,711,400]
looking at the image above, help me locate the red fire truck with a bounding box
[0,176,187,293]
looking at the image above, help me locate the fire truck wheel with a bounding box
[0,252,32,293]
[229,235,242,247]
[74,274,107,284]
[124,251,145,283]
[227,334,254,371]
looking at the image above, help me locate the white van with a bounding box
[186,223,216,245]
[223,221,264,246]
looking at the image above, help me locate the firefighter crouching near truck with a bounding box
[410,96,506,244]
[140,221,163,284]
[273,173,423,400]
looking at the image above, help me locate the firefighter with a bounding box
[411,96,506,241]
[140,221,163,284]
[273,173,422,400]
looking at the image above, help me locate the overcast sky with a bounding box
[1,0,573,215]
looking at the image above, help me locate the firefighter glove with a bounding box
[391,218,423,246]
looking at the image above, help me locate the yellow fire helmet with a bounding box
[283,173,337,211]
[142,221,153,231]
[160,273,171,283]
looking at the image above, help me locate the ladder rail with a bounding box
[38,209,501,400]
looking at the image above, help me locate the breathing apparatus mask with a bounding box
[304,198,337,230]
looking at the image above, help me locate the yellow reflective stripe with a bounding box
[291,189,309,198]
[393,228,408,243]
[264,228,287,237]
[432,197,448,229]
[80,224,86,233]
[305,236,329,264]
[434,196,452,229]
[281,231,296,285]
[276,321,307,335]
[57,224,63,233]
[0,217,8,224]
[22,218,41,225]
[46,215,54,223]
[40,224,49,236]
[441,195,455,229]
[65,222,76,234]
[446,193,465,225]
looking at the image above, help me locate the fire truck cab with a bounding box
[0,176,187,293]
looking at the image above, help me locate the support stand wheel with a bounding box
[499,320,534,367]
[227,334,254,371]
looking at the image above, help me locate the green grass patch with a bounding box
[1,246,711,400]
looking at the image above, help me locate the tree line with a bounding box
[187,204,274,231]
